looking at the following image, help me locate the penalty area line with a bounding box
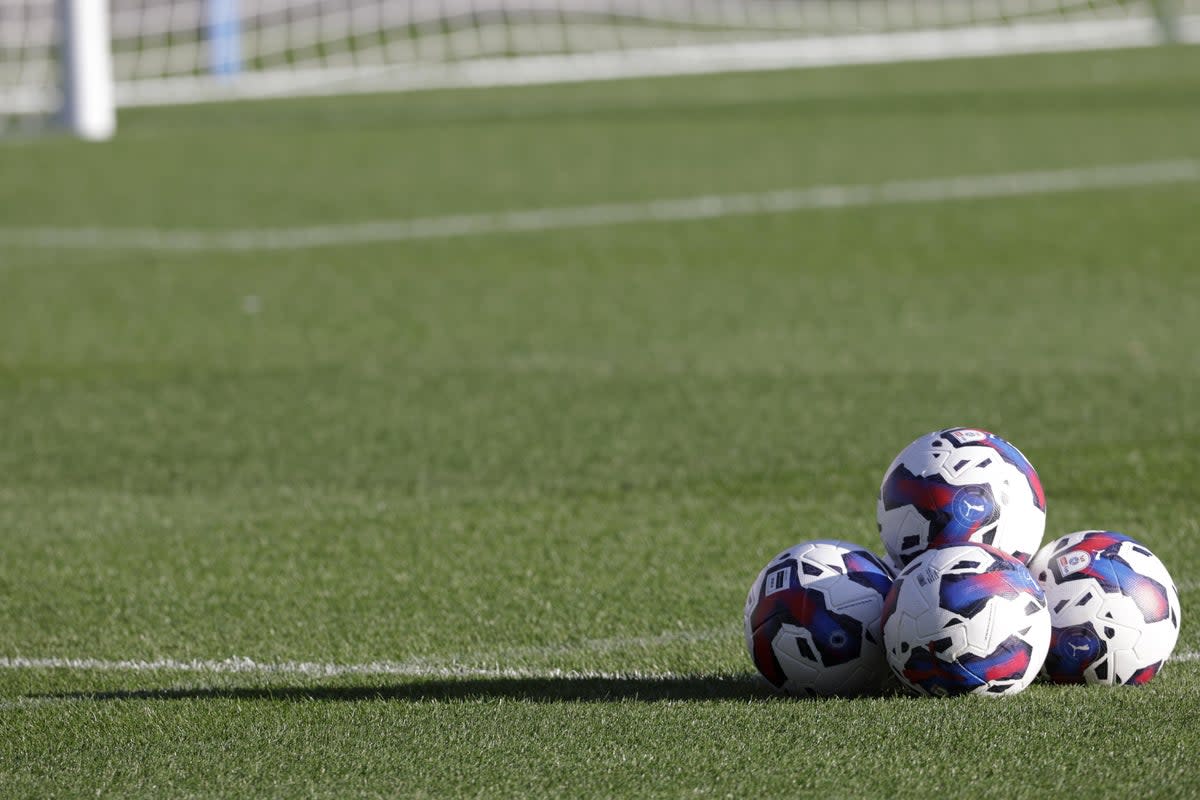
[1,159,1198,253]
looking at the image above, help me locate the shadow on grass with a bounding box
[35,674,787,704]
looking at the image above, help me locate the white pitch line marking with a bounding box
[1,159,1197,253]
[0,657,700,681]
[0,624,740,679]
[1,647,1196,678]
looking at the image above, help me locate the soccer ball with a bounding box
[878,427,1046,569]
[744,540,895,697]
[1029,531,1181,685]
[882,543,1051,697]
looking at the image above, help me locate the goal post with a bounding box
[59,0,116,140]
[2,0,1196,140]
[2,0,115,139]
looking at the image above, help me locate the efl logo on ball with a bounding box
[1056,550,1090,577]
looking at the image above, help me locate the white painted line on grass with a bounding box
[0,697,72,710]
[1,646,1196,678]
[0,624,739,679]
[0,656,695,681]
[2,159,1197,253]
[473,625,739,661]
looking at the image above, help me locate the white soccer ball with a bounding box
[882,543,1050,697]
[877,427,1046,569]
[1029,531,1181,685]
[744,540,894,697]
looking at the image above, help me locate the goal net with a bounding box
[3,0,1197,136]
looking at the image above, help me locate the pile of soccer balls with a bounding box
[743,427,1182,697]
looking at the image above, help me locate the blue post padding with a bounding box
[208,0,241,78]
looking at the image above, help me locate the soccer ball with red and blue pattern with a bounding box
[877,428,1046,569]
[744,540,895,697]
[1029,531,1181,686]
[882,542,1050,697]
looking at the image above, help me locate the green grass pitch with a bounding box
[2,44,1200,797]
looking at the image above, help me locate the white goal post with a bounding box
[3,0,1197,140]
